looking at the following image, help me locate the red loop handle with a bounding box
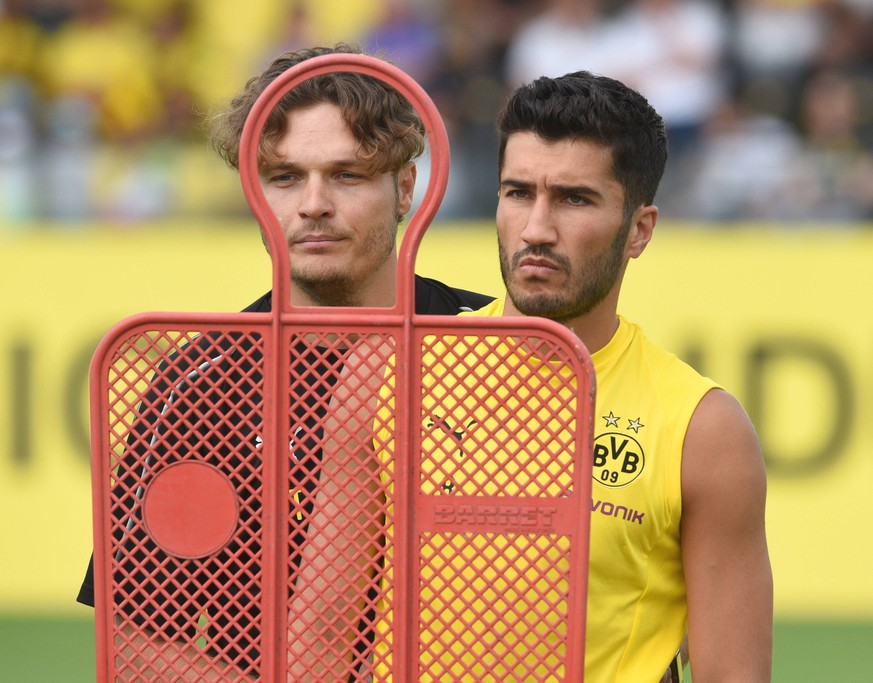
[238,53,450,315]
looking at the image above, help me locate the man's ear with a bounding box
[626,204,658,259]
[397,163,417,218]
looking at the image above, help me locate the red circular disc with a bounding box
[142,461,239,559]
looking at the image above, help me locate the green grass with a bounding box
[1,616,870,681]
[0,615,97,682]
[771,621,873,683]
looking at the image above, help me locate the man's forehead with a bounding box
[504,134,613,171]
[282,102,350,134]
[262,105,362,162]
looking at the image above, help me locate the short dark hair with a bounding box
[497,71,668,216]
[209,43,425,173]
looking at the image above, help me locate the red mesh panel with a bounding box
[93,323,270,680]
[90,55,594,682]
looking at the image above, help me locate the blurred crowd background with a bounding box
[1,0,872,226]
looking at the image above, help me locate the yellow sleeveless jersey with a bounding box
[575,305,718,681]
[374,298,719,681]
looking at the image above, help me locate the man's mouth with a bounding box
[516,255,561,277]
[291,233,345,248]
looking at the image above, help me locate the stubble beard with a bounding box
[291,229,396,306]
[292,270,363,307]
[499,219,630,323]
[290,194,400,307]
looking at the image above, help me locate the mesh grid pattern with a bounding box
[283,331,398,682]
[93,322,591,682]
[418,333,578,500]
[101,327,267,680]
[416,532,571,682]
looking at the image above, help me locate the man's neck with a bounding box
[564,310,620,356]
[502,295,620,356]
[288,273,398,309]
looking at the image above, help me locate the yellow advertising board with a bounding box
[1,222,872,619]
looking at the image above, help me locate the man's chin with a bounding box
[293,273,359,307]
[509,292,570,320]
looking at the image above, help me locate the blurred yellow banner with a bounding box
[1,221,872,618]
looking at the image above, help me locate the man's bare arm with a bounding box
[114,617,256,681]
[286,343,387,681]
[681,389,773,682]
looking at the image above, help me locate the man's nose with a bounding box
[298,177,334,219]
[520,197,557,245]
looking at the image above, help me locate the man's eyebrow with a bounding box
[500,178,603,199]
[259,161,296,175]
[499,178,532,189]
[552,183,602,199]
[329,158,370,169]
[260,158,370,174]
